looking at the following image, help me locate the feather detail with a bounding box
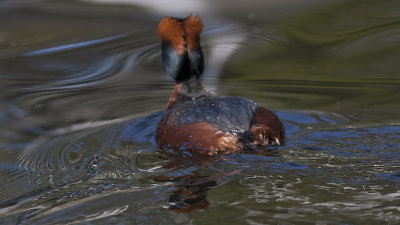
[158,17,185,54]
[184,16,203,51]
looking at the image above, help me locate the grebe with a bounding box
[155,16,285,155]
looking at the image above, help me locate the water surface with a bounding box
[1,0,400,224]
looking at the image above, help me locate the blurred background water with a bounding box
[1,0,400,224]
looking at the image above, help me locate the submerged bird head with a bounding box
[158,16,204,83]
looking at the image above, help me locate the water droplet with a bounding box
[211,103,214,106]
[206,116,210,120]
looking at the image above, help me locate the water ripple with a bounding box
[22,34,128,57]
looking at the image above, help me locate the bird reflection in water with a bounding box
[154,152,241,212]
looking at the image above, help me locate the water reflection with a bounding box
[153,151,241,212]
[155,172,216,213]
[22,34,128,57]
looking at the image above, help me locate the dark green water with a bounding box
[1,0,400,224]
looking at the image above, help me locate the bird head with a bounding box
[158,16,204,83]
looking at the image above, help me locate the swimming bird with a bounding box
[156,16,284,155]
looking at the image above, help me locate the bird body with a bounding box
[155,16,284,155]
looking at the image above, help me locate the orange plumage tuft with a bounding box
[157,16,203,54]
[184,16,203,51]
[158,17,185,54]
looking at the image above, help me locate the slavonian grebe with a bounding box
[155,16,284,155]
